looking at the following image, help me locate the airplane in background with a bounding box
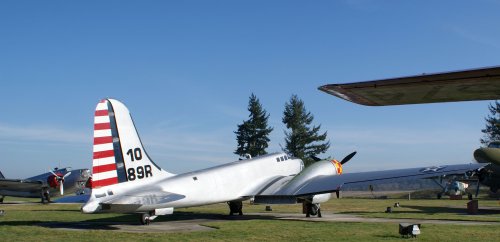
[0,167,91,203]
[81,99,483,225]
[319,66,500,194]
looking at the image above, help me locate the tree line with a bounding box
[234,93,329,166]
[481,100,500,146]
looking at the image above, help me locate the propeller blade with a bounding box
[311,156,322,162]
[340,151,357,165]
[60,181,64,195]
[63,171,72,179]
[49,169,58,177]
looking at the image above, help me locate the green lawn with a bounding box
[0,197,499,241]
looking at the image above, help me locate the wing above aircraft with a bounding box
[319,66,500,106]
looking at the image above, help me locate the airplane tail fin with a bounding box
[91,99,174,189]
[0,170,4,179]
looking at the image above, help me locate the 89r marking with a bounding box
[127,165,152,181]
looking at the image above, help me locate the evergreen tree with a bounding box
[234,94,273,157]
[282,94,330,166]
[480,100,500,146]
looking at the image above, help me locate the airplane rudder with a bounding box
[91,99,126,188]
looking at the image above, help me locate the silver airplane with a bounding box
[81,99,483,225]
[0,167,91,203]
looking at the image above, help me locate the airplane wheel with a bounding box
[308,203,319,216]
[140,213,150,225]
[437,193,442,199]
[228,201,243,216]
[41,188,50,204]
[0,196,4,203]
[305,203,321,217]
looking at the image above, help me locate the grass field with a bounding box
[1,196,499,241]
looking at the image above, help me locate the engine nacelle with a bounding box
[154,207,174,216]
[279,159,343,195]
[311,193,332,204]
[47,173,63,188]
[474,144,500,165]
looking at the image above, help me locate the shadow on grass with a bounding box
[0,220,44,226]
[155,211,277,222]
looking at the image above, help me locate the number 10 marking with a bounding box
[126,148,142,161]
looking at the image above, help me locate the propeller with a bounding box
[48,169,72,195]
[340,151,357,165]
[311,151,357,165]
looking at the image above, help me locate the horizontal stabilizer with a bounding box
[103,190,185,206]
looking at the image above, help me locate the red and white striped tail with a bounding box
[91,99,173,189]
[92,100,119,188]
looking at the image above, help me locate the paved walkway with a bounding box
[40,212,500,233]
[256,212,500,226]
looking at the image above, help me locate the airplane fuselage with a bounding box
[84,153,303,213]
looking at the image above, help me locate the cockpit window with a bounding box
[280,157,284,161]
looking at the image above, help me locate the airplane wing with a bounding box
[0,179,44,192]
[254,163,484,199]
[318,66,500,106]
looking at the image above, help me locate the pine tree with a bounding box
[480,101,500,146]
[234,94,273,158]
[282,94,330,166]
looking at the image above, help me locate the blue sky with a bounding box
[1,1,499,178]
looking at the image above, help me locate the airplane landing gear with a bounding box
[227,201,243,215]
[140,212,158,225]
[0,195,4,203]
[140,213,151,225]
[41,188,50,204]
[304,202,322,218]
